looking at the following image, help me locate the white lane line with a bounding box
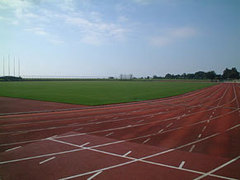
[140,159,237,180]
[137,120,144,123]
[0,124,231,178]
[0,148,84,165]
[59,160,138,180]
[39,156,56,165]
[143,138,151,144]
[49,135,58,139]
[74,127,83,131]
[158,129,164,133]
[179,161,185,169]
[80,142,90,147]
[194,156,240,180]
[233,84,239,108]
[202,126,207,132]
[105,132,114,137]
[123,151,132,157]
[166,123,173,128]
[54,139,235,180]
[5,146,21,152]
[198,134,202,138]
[87,171,102,180]
[1,121,238,166]
[189,145,195,152]
[2,109,238,151]
[3,107,237,148]
[227,124,240,131]
[0,139,44,147]
[2,96,234,137]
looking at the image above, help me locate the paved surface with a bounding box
[0,83,239,180]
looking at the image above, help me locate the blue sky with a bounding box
[0,0,239,77]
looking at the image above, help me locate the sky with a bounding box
[0,0,239,78]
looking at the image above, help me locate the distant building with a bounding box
[119,74,133,80]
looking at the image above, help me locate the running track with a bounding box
[0,83,239,180]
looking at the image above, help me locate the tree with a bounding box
[215,74,223,80]
[182,73,187,79]
[186,73,195,79]
[165,73,172,79]
[153,75,158,79]
[223,67,239,79]
[206,71,216,80]
[194,71,207,79]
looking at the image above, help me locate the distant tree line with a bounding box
[153,67,240,80]
[0,76,22,81]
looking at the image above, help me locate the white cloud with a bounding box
[24,27,64,44]
[25,27,48,36]
[150,36,172,46]
[48,38,64,45]
[81,33,102,45]
[0,16,7,21]
[132,0,153,5]
[64,14,128,45]
[58,0,75,12]
[150,27,197,47]
[171,27,197,38]
[0,0,129,45]
[118,16,128,23]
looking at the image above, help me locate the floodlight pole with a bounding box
[2,56,4,76]
[14,56,15,77]
[18,57,20,77]
[8,54,10,76]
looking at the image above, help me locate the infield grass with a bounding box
[0,81,215,105]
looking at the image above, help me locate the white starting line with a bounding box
[166,123,173,128]
[80,142,90,147]
[123,151,132,157]
[39,156,56,165]
[179,161,185,169]
[189,145,195,152]
[5,146,21,152]
[87,171,102,180]
[105,132,114,137]
[143,138,151,144]
[158,129,164,133]
[137,120,144,123]
[202,126,207,132]
[194,155,240,180]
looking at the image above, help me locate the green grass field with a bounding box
[0,81,216,105]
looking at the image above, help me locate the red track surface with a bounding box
[0,83,239,180]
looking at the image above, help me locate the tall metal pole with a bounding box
[8,54,10,76]
[13,56,15,77]
[2,56,4,76]
[18,57,20,77]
